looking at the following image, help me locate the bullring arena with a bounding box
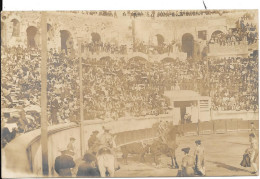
[1,10,259,177]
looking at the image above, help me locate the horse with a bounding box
[149,123,179,169]
[96,146,115,177]
[148,139,179,169]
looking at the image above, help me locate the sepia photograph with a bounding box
[1,9,259,177]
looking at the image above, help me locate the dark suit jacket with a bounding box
[77,162,100,177]
[54,154,75,176]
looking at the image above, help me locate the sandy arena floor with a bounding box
[101,132,258,177]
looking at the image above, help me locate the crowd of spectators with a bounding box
[47,49,80,125]
[1,43,258,146]
[1,46,42,132]
[1,46,81,144]
[81,56,210,120]
[83,41,127,55]
[134,40,180,55]
[209,15,258,46]
[1,11,258,147]
[209,56,258,111]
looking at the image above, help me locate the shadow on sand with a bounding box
[207,160,251,173]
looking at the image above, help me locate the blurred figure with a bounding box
[98,125,120,170]
[1,117,17,148]
[180,147,194,177]
[67,137,76,156]
[194,140,205,176]
[77,153,100,177]
[54,149,76,177]
[88,130,100,155]
[250,122,257,136]
[247,133,258,175]
[50,96,60,125]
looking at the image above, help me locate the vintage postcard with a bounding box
[1,10,259,177]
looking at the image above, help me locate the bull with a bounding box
[120,142,149,164]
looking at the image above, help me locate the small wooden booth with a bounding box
[164,90,211,125]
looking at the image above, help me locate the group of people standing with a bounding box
[53,122,258,177]
[179,140,205,177]
[54,125,119,177]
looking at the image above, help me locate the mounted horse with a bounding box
[94,126,119,177]
[150,122,179,169]
[96,145,115,177]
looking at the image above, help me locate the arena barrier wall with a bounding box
[2,111,258,177]
[2,115,171,177]
[183,123,198,136]
[199,121,214,135]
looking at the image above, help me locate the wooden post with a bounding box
[40,11,49,176]
[132,20,136,52]
[197,100,200,135]
[78,39,85,156]
[172,101,174,125]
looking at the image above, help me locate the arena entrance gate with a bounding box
[164,90,211,124]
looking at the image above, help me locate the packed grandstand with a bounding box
[1,10,258,147]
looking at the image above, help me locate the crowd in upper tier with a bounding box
[209,14,258,46]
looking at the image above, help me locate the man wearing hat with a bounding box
[247,133,258,174]
[77,153,100,177]
[250,122,257,137]
[54,148,76,177]
[99,126,114,149]
[194,140,205,176]
[67,137,76,156]
[88,130,100,155]
[98,125,120,170]
[180,147,194,177]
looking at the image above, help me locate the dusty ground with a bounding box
[109,132,258,177]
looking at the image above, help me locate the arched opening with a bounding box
[100,56,111,61]
[26,26,39,48]
[11,19,20,37]
[2,16,7,20]
[99,56,111,65]
[182,33,194,58]
[161,57,176,64]
[210,30,224,40]
[60,30,73,55]
[128,56,148,65]
[91,32,101,43]
[156,34,164,46]
[47,23,54,41]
